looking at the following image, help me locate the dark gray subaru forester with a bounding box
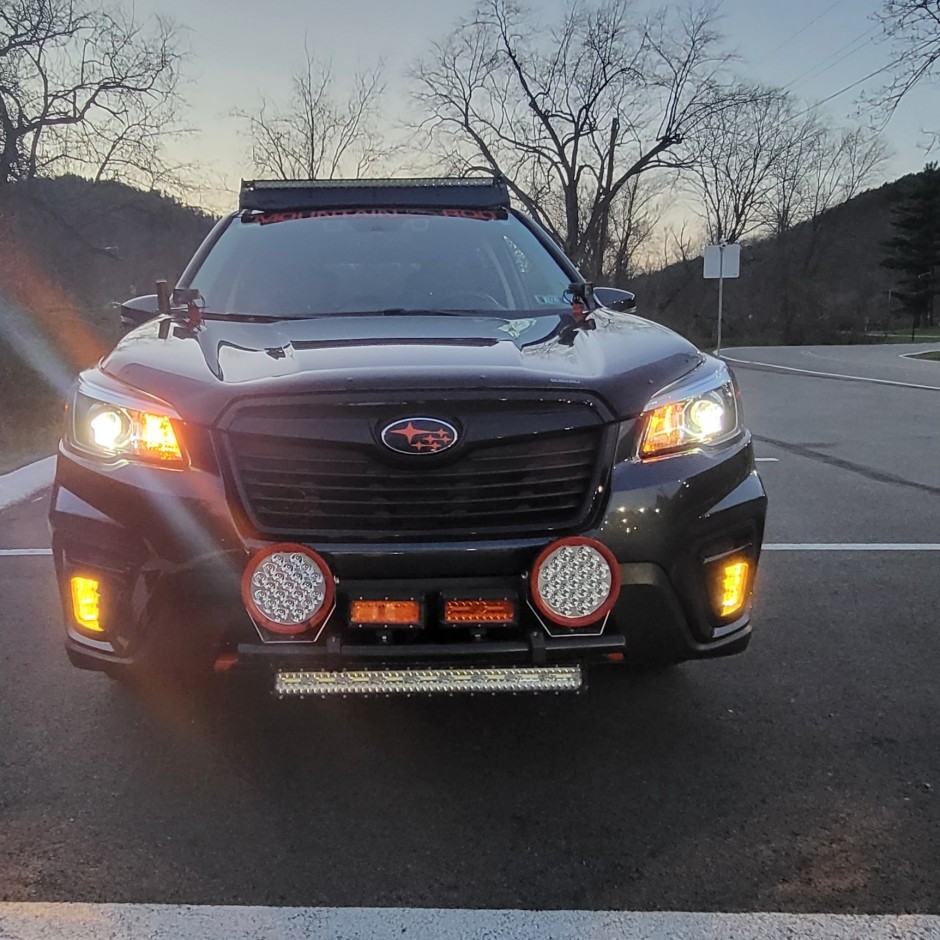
[50,177,766,696]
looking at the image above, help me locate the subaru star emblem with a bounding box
[381,418,459,455]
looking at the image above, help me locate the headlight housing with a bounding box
[67,384,186,466]
[638,366,739,459]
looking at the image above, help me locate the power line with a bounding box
[754,0,849,66]
[784,25,879,92]
[793,59,901,117]
[793,36,938,117]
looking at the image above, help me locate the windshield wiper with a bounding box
[189,308,485,322]
[196,311,290,323]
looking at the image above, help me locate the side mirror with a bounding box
[594,287,637,313]
[120,294,160,330]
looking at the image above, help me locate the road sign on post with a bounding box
[703,243,741,356]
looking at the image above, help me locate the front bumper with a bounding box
[50,432,766,682]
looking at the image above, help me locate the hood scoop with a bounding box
[188,313,564,381]
[292,336,499,350]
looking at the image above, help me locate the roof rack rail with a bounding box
[239,176,510,212]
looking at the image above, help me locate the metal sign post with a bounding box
[703,244,741,356]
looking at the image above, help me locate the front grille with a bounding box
[226,427,605,540]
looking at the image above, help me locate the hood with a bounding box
[100,311,703,425]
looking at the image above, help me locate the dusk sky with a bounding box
[130,0,939,211]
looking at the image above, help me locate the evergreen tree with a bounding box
[883,163,940,330]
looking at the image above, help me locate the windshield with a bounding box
[186,209,575,318]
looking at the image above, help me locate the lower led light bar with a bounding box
[274,665,583,696]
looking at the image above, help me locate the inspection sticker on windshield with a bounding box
[499,319,537,338]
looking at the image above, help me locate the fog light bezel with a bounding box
[241,543,335,637]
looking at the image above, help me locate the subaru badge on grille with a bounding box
[381,418,459,455]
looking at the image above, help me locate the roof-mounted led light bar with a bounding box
[239,176,510,212]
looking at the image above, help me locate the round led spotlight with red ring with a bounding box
[530,537,621,628]
[241,543,335,635]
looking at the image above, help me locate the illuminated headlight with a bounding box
[242,544,334,635]
[530,537,621,628]
[639,369,739,459]
[68,389,185,465]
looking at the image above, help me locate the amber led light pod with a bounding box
[443,599,516,625]
[349,600,422,626]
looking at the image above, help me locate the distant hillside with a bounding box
[0,175,215,320]
[629,177,908,347]
[0,176,215,469]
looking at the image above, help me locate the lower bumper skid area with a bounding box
[274,665,584,696]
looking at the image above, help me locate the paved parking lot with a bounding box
[0,343,938,936]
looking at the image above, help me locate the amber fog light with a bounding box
[710,558,751,619]
[242,544,334,635]
[530,537,621,628]
[70,575,103,634]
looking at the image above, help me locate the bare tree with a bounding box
[687,86,889,246]
[873,0,940,122]
[685,87,799,244]
[604,172,671,283]
[0,0,186,188]
[679,82,889,342]
[237,46,393,181]
[760,110,829,237]
[763,116,889,340]
[49,45,193,194]
[767,123,889,237]
[412,0,737,279]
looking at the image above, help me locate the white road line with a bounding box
[0,455,55,511]
[901,351,940,362]
[756,457,779,462]
[763,543,940,551]
[0,549,52,556]
[722,355,940,391]
[0,905,938,940]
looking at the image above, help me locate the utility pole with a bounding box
[716,248,725,355]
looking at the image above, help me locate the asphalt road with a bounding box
[1,343,938,915]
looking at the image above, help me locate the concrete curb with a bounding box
[0,905,939,940]
[0,455,56,511]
